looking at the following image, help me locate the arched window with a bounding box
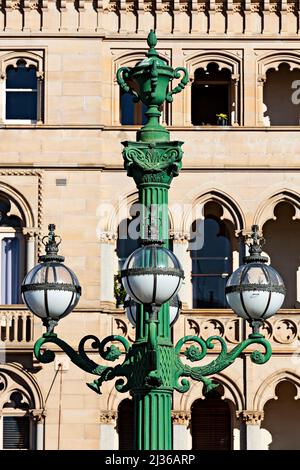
[263,63,300,125]
[120,79,147,125]
[0,195,25,305]
[118,398,134,450]
[190,202,236,308]
[262,381,300,449]
[5,59,39,122]
[263,201,300,308]
[192,63,234,126]
[1,391,31,450]
[191,386,232,450]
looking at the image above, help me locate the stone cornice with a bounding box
[0,0,297,35]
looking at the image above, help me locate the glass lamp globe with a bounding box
[121,240,184,306]
[225,225,286,325]
[124,294,182,327]
[21,224,81,331]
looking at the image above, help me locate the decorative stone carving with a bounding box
[287,3,296,12]
[201,319,225,339]
[29,1,40,10]
[215,3,225,12]
[170,231,189,243]
[107,2,118,12]
[30,408,46,422]
[273,319,298,344]
[100,410,117,424]
[125,2,136,12]
[144,2,153,12]
[98,231,117,243]
[10,1,21,10]
[22,227,39,240]
[186,318,200,336]
[250,2,262,12]
[239,410,264,425]
[161,2,171,12]
[197,2,207,12]
[179,3,190,12]
[269,3,279,12]
[233,3,242,12]
[114,317,135,343]
[172,410,191,425]
[0,373,8,393]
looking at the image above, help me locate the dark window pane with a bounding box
[192,396,232,450]
[6,65,37,89]
[3,416,30,449]
[2,237,20,304]
[118,399,134,450]
[121,92,134,124]
[192,84,229,125]
[191,217,232,308]
[121,92,147,125]
[6,91,37,120]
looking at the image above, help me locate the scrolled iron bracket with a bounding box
[34,333,131,394]
[174,333,272,394]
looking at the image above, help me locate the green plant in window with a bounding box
[216,113,228,120]
[114,272,127,307]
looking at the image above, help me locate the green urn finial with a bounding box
[147,30,158,57]
[116,31,189,142]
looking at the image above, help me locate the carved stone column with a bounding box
[239,410,264,450]
[23,228,37,272]
[183,78,193,126]
[171,231,191,308]
[172,410,191,450]
[99,231,118,309]
[30,409,46,450]
[231,74,240,126]
[99,410,118,450]
[0,72,6,124]
[257,74,267,126]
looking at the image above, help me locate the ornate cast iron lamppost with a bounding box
[22,33,286,451]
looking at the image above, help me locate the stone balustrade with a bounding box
[112,308,300,353]
[0,306,34,345]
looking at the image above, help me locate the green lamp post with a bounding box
[22,32,286,451]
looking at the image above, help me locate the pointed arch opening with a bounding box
[190,201,240,308]
[191,384,233,450]
[262,201,300,308]
[262,380,300,450]
[117,398,134,450]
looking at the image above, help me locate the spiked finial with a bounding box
[39,223,64,262]
[244,225,267,263]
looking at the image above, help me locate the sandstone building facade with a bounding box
[0,0,300,450]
